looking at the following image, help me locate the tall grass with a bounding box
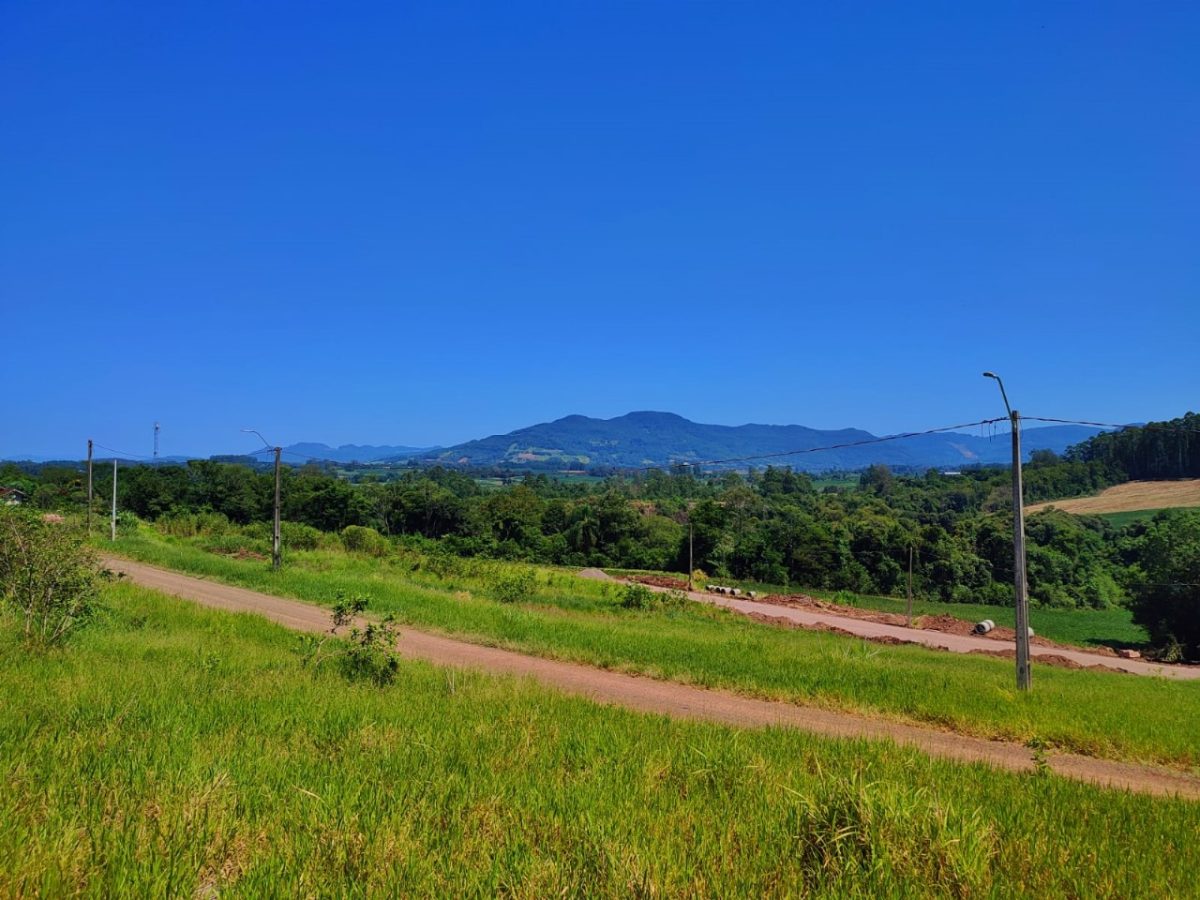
[1,581,1197,896]
[106,530,1200,769]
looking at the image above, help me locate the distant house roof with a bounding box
[0,486,28,502]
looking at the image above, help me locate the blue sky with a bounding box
[2,2,1197,458]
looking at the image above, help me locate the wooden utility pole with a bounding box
[86,439,93,534]
[110,458,118,542]
[1011,410,1032,691]
[906,545,914,627]
[272,446,282,570]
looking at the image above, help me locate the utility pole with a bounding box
[154,422,160,460]
[1010,410,1031,690]
[906,545,914,628]
[110,458,118,542]
[244,429,282,570]
[688,520,694,591]
[984,371,1032,691]
[272,445,282,570]
[87,439,93,534]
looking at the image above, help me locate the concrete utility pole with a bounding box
[906,545,914,628]
[272,446,282,570]
[984,371,1032,691]
[244,429,282,570]
[87,439,93,534]
[110,458,118,542]
[688,520,694,591]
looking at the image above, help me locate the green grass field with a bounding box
[1097,508,1167,529]
[104,530,1200,769]
[2,581,1197,896]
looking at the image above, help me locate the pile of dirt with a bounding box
[967,647,1127,674]
[577,568,615,582]
[759,592,911,627]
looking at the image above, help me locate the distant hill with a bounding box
[284,443,434,464]
[407,411,1102,472]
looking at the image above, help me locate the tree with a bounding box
[1128,510,1200,658]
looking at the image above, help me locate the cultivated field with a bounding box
[2,581,1199,895]
[1028,479,1200,515]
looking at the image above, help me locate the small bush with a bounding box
[156,511,233,538]
[197,534,269,558]
[620,584,655,610]
[281,521,322,551]
[619,584,688,611]
[0,508,98,648]
[489,568,538,604]
[299,593,400,686]
[341,525,389,557]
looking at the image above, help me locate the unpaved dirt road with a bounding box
[106,556,1200,800]
[678,588,1200,680]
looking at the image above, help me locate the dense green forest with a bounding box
[5,414,1199,631]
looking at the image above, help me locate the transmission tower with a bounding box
[154,422,160,460]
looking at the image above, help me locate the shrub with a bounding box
[489,568,538,604]
[0,508,98,648]
[299,593,400,686]
[341,525,389,557]
[157,511,233,538]
[620,584,688,611]
[281,521,322,551]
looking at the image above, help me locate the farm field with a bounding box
[1028,479,1200,516]
[2,580,1199,896]
[104,528,1200,769]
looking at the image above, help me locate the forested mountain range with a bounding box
[408,411,1102,472]
[283,443,432,464]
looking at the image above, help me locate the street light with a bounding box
[982,372,1031,691]
[243,428,282,571]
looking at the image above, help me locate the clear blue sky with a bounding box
[2,2,1196,458]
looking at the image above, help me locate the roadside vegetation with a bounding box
[8,413,1199,618]
[2,579,1197,896]
[107,524,1200,769]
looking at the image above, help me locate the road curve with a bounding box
[105,556,1200,800]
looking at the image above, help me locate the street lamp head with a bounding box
[982,371,998,380]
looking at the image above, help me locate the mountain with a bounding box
[406,411,1103,472]
[283,443,434,464]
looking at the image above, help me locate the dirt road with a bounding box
[679,588,1200,680]
[106,556,1200,800]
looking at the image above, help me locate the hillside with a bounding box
[284,442,433,463]
[1028,479,1200,516]
[409,411,1101,472]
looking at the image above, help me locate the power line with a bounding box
[92,442,152,461]
[1024,416,1200,436]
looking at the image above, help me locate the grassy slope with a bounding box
[2,581,1198,896]
[107,532,1200,769]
